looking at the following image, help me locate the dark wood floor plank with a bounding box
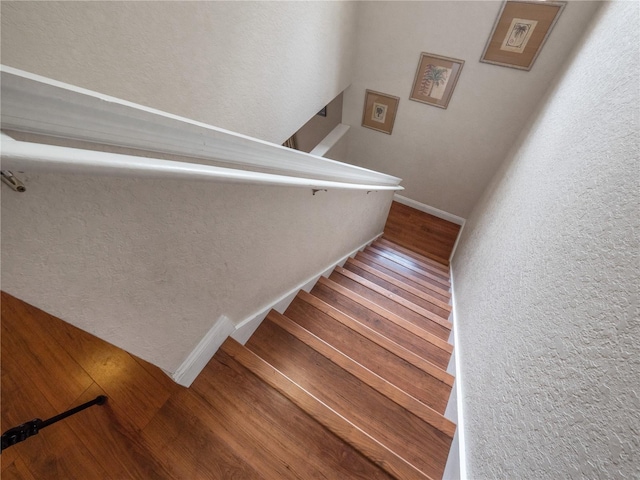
[1,293,93,413]
[330,271,452,341]
[285,296,452,413]
[299,290,452,372]
[0,456,36,480]
[2,370,110,480]
[142,388,263,480]
[5,293,174,431]
[63,382,174,480]
[198,347,395,480]
[222,340,426,480]
[345,258,451,319]
[1,442,19,472]
[357,251,451,302]
[1,342,60,430]
[247,317,452,479]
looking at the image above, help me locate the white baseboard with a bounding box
[171,315,235,387]
[232,231,383,345]
[393,194,465,226]
[443,271,467,480]
[171,232,383,387]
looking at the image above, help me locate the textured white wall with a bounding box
[1,174,392,373]
[342,1,601,218]
[451,2,639,478]
[0,0,372,376]
[0,1,357,144]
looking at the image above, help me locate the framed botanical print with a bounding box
[361,89,400,135]
[409,52,465,109]
[480,1,566,71]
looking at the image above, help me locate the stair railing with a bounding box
[0,65,403,192]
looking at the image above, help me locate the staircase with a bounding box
[196,236,456,480]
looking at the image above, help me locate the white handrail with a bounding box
[0,133,401,191]
[0,65,403,190]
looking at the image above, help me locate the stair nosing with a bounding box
[345,257,452,314]
[298,290,452,372]
[334,266,453,331]
[222,338,434,480]
[357,251,451,300]
[367,245,451,289]
[376,238,451,275]
[317,276,455,386]
[267,310,456,439]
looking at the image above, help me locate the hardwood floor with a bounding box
[2,202,458,479]
[383,201,461,266]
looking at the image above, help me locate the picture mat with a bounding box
[481,1,565,70]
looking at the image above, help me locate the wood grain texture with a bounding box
[345,258,452,319]
[299,289,452,370]
[1,295,93,414]
[223,338,432,480]
[285,295,453,413]
[377,237,450,276]
[357,250,451,302]
[330,270,452,340]
[314,277,453,358]
[267,309,455,437]
[1,456,36,480]
[247,316,452,479]
[382,201,461,265]
[335,266,452,329]
[142,388,267,479]
[197,349,394,480]
[367,245,451,289]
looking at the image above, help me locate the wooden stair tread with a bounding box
[376,237,451,276]
[367,245,451,289]
[270,307,455,437]
[381,202,460,265]
[345,257,452,320]
[357,250,451,302]
[222,339,431,480]
[286,295,453,412]
[334,266,452,330]
[308,281,453,369]
[141,390,265,479]
[194,346,395,479]
[330,269,452,341]
[299,289,452,370]
[246,318,451,479]
[314,277,452,359]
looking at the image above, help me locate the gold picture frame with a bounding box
[409,52,465,109]
[480,0,566,71]
[361,89,400,135]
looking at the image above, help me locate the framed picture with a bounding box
[480,0,566,71]
[409,52,465,109]
[361,90,400,135]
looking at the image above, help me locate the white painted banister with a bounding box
[0,133,401,191]
[0,66,403,191]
